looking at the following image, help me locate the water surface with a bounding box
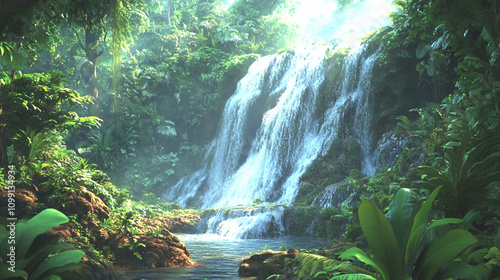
[120,234,329,280]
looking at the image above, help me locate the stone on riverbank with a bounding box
[239,248,300,279]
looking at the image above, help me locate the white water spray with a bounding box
[165,43,379,211]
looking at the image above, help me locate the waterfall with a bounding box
[198,206,286,239]
[164,42,380,236]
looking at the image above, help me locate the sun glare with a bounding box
[293,0,394,47]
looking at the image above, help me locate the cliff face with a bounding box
[294,27,455,206]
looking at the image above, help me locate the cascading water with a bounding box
[164,42,380,238]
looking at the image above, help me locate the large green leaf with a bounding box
[436,260,487,280]
[339,247,384,277]
[385,188,412,256]
[41,264,84,280]
[425,218,469,233]
[0,265,28,280]
[405,186,442,268]
[0,226,9,259]
[415,229,478,280]
[16,209,69,260]
[359,201,404,280]
[330,273,377,280]
[29,250,84,280]
[42,276,62,280]
[18,243,75,273]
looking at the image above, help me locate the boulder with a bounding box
[109,232,195,270]
[239,248,300,279]
[0,183,40,218]
[67,188,111,221]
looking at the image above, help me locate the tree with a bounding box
[64,0,111,100]
[0,0,134,174]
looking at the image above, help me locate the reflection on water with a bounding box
[119,234,329,280]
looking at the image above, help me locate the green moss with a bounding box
[295,138,362,205]
[282,205,348,239]
[315,48,348,121]
[315,207,347,239]
[283,206,320,236]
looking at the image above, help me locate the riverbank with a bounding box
[0,179,202,278]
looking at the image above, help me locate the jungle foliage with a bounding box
[0,0,500,279]
[0,0,298,197]
[276,0,500,279]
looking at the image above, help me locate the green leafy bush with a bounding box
[0,209,84,280]
[12,127,50,164]
[417,137,500,218]
[0,71,99,136]
[339,187,478,280]
[294,252,373,280]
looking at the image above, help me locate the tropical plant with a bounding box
[338,187,479,280]
[120,237,146,260]
[0,71,99,135]
[294,252,374,280]
[0,208,85,280]
[12,127,51,163]
[417,137,500,218]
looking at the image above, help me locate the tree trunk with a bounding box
[0,97,9,177]
[91,54,99,99]
[85,27,100,100]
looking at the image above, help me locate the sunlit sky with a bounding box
[221,0,395,47]
[293,0,394,46]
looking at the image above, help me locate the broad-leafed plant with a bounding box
[0,209,85,280]
[338,187,478,280]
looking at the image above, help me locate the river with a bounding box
[119,234,329,280]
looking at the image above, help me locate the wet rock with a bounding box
[239,249,299,279]
[136,214,201,234]
[0,183,40,217]
[67,188,111,221]
[166,215,201,233]
[79,259,120,280]
[109,233,195,270]
[46,222,82,240]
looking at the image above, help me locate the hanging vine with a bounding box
[111,0,130,103]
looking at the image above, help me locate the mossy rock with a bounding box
[283,206,321,236]
[295,138,362,205]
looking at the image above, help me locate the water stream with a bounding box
[120,234,329,280]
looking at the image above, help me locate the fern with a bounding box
[295,253,376,279]
[330,274,377,280]
[295,253,337,279]
[13,127,50,162]
[157,120,177,136]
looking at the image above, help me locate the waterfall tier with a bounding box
[164,43,380,228]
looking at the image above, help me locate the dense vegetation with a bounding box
[275,0,500,278]
[1,0,499,279]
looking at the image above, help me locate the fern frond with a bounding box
[29,130,50,160]
[13,127,50,161]
[330,273,377,280]
[295,253,338,279]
